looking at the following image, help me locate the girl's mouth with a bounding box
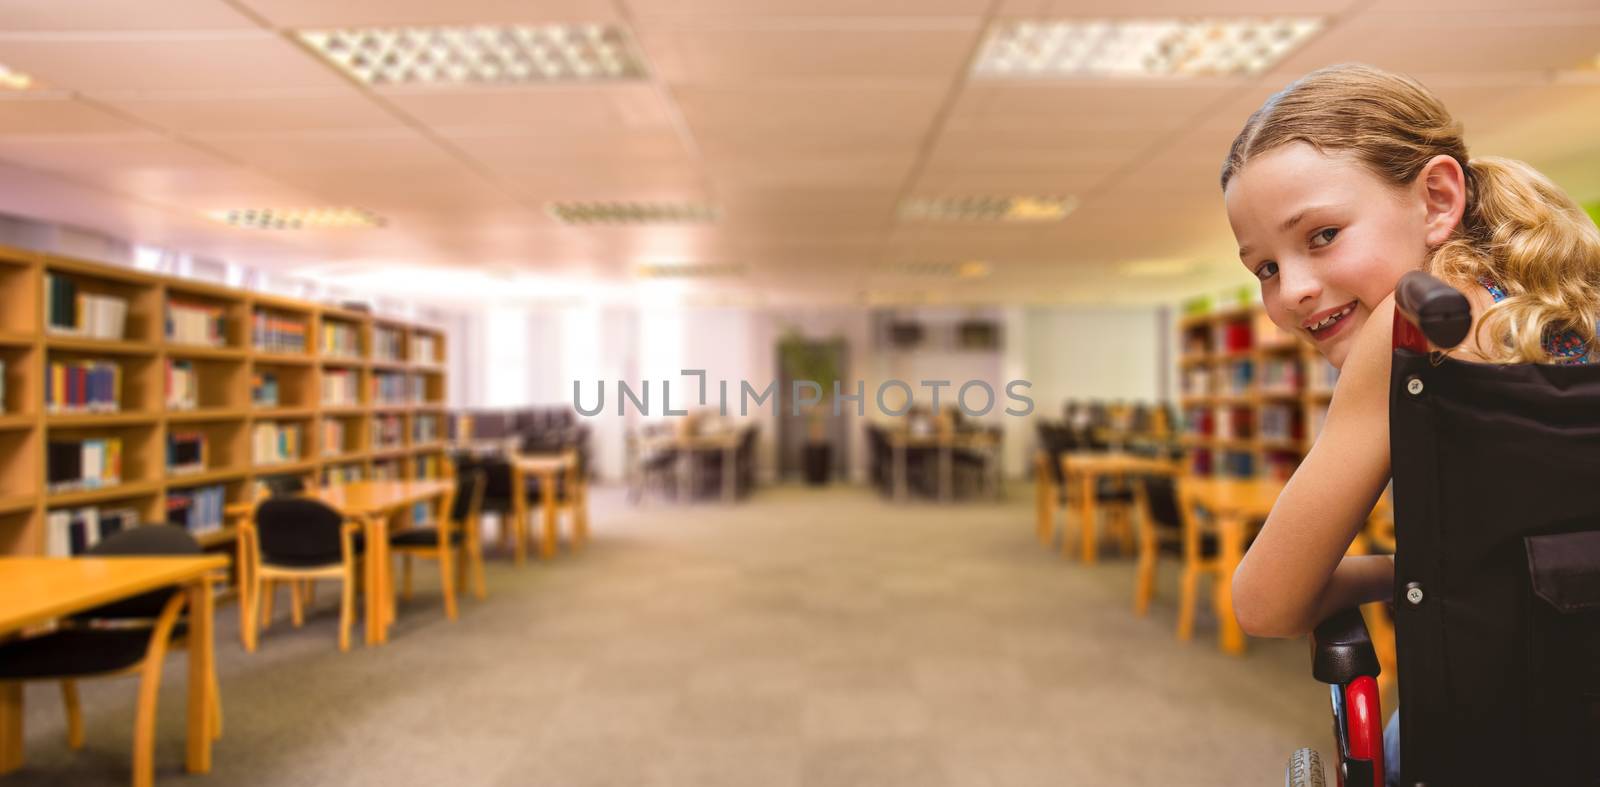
[1303,301,1358,342]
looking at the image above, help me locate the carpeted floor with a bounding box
[9,483,1330,786]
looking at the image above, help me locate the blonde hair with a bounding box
[1221,63,1600,364]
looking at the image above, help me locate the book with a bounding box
[321,368,359,406]
[252,422,302,465]
[166,300,226,347]
[167,485,225,536]
[320,320,360,358]
[167,431,208,474]
[45,359,122,414]
[252,310,307,354]
[373,372,406,404]
[46,505,139,556]
[251,371,279,407]
[46,274,129,339]
[166,359,198,410]
[374,326,403,362]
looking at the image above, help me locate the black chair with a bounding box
[0,526,221,787]
[393,469,484,617]
[243,498,364,652]
[260,473,307,498]
[1131,474,1220,640]
[1294,271,1600,786]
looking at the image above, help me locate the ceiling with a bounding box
[0,0,1596,306]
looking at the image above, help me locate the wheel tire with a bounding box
[1286,748,1326,787]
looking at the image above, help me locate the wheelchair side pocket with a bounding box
[1524,530,1600,785]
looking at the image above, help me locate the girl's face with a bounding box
[1225,143,1430,368]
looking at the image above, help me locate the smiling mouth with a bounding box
[1303,301,1358,340]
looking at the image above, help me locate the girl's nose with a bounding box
[1279,265,1322,309]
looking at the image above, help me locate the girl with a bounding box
[1221,62,1600,641]
[1219,61,1600,784]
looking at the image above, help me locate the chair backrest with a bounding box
[261,473,306,497]
[1136,474,1183,532]
[254,498,347,566]
[478,456,516,501]
[452,468,485,524]
[1388,295,1600,785]
[77,525,203,621]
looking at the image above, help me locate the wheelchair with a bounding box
[1289,271,1600,787]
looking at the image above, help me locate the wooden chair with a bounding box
[1132,473,1220,641]
[0,525,222,787]
[241,497,364,652]
[393,469,481,620]
[521,448,588,555]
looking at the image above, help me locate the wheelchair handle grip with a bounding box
[1310,607,1381,685]
[1395,270,1472,349]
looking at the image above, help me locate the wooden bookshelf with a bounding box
[0,244,449,558]
[1176,301,1339,480]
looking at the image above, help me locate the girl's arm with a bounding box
[1231,294,1399,638]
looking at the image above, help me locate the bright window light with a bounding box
[899,196,1077,223]
[972,18,1322,79]
[206,207,386,230]
[298,24,647,87]
[548,202,717,226]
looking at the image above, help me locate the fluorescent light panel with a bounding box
[548,201,717,226]
[207,207,386,230]
[299,24,646,86]
[899,196,1076,223]
[877,260,992,278]
[973,18,1322,78]
[0,63,35,91]
[634,262,745,279]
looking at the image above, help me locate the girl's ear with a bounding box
[1418,154,1467,247]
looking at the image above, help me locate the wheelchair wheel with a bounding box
[1285,748,1326,787]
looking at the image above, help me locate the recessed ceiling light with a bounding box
[206,207,387,230]
[1119,258,1198,277]
[548,201,717,226]
[972,18,1322,79]
[957,260,992,279]
[298,24,647,87]
[634,262,744,279]
[0,63,36,91]
[899,196,1077,223]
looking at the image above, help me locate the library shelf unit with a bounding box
[1177,302,1339,481]
[0,244,450,560]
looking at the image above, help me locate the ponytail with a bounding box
[1430,157,1600,364]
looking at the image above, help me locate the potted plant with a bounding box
[778,331,841,485]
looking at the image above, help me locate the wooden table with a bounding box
[0,555,227,775]
[512,452,586,561]
[642,432,743,502]
[888,430,1000,502]
[1057,452,1179,562]
[1181,476,1285,655]
[231,480,457,647]
[308,480,456,646]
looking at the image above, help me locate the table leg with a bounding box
[1217,514,1248,656]
[894,444,906,501]
[236,531,252,649]
[1078,471,1099,563]
[722,447,735,503]
[541,470,557,559]
[679,451,692,502]
[0,683,22,774]
[364,515,386,646]
[511,465,528,566]
[939,444,952,502]
[185,576,215,773]
[574,472,589,549]
[1035,454,1053,546]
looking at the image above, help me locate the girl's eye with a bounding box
[1310,227,1339,248]
[1254,261,1279,281]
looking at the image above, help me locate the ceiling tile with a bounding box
[674,83,947,131]
[0,0,261,30]
[0,95,146,135]
[1271,12,1600,76]
[0,32,349,93]
[385,85,676,132]
[0,132,231,174]
[235,0,618,28]
[629,0,989,16]
[948,81,1244,132]
[96,88,404,135]
[640,26,979,83]
[194,128,463,173]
